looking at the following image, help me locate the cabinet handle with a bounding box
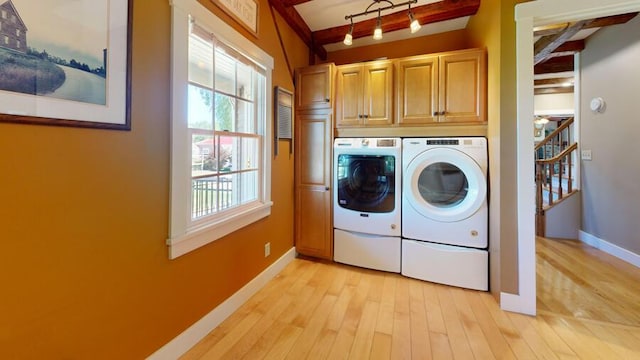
[325,98,330,102]
[364,114,369,118]
[358,114,363,119]
[434,111,446,116]
[325,186,330,191]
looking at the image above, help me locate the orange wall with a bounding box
[0,0,307,358]
[326,29,470,65]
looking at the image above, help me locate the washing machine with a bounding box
[333,138,401,272]
[401,137,488,291]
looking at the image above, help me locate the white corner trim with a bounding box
[500,292,536,316]
[146,247,296,360]
[579,231,640,268]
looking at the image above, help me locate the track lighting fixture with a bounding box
[373,10,383,40]
[344,19,354,45]
[343,0,419,46]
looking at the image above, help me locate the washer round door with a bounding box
[404,148,486,222]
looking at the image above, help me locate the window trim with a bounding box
[168,0,273,259]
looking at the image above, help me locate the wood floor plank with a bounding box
[437,286,475,360]
[374,274,396,335]
[390,276,412,359]
[348,300,379,359]
[423,282,447,335]
[369,332,392,360]
[429,331,454,360]
[306,329,338,360]
[465,291,517,359]
[450,287,496,360]
[262,322,303,360]
[285,293,338,359]
[408,280,432,359]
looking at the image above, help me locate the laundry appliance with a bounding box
[401,137,488,291]
[333,137,401,272]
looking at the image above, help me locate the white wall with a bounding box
[580,14,640,255]
[534,93,574,116]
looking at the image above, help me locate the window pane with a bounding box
[220,135,239,172]
[189,33,213,88]
[240,171,258,204]
[214,92,235,132]
[241,137,259,170]
[192,176,218,219]
[188,85,213,130]
[192,133,216,175]
[215,50,235,95]
[220,173,238,210]
[218,135,233,172]
[237,62,253,101]
[236,98,255,133]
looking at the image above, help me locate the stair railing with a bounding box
[534,117,577,236]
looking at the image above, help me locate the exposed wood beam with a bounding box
[281,0,311,5]
[535,86,574,95]
[534,55,574,75]
[533,12,638,37]
[312,0,480,46]
[541,39,585,59]
[534,20,591,65]
[534,77,573,87]
[269,0,327,60]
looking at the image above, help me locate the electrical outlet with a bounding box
[264,242,271,257]
[581,149,592,161]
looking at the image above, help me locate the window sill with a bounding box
[167,202,273,259]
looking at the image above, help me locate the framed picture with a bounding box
[0,0,132,130]
[210,0,259,37]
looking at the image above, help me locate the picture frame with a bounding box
[0,0,132,130]
[210,0,259,37]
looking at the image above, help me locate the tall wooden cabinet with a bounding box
[335,61,393,127]
[294,63,334,260]
[396,49,486,125]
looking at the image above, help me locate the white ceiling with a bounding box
[294,0,469,51]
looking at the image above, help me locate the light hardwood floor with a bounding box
[182,244,640,359]
[536,236,640,326]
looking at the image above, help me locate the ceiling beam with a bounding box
[533,12,638,37]
[281,0,311,5]
[534,20,591,65]
[534,55,574,75]
[534,77,573,87]
[534,86,574,95]
[312,0,480,46]
[269,0,327,60]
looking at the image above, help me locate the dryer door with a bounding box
[404,148,486,222]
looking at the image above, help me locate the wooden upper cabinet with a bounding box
[396,49,486,125]
[438,49,486,123]
[396,55,439,125]
[295,63,334,110]
[335,61,393,127]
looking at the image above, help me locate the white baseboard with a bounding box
[147,247,296,360]
[579,230,640,268]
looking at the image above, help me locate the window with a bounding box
[16,40,19,49]
[16,29,20,37]
[1,10,6,19]
[4,36,8,45]
[168,0,273,259]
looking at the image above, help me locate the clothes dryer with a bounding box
[401,137,488,290]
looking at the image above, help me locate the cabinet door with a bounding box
[363,61,393,126]
[335,64,363,127]
[295,64,333,110]
[396,56,438,125]
[294,112,333,259]
[439,50,486,123]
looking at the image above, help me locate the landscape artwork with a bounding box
[0,0,131,129]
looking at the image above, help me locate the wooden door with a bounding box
[335,64,363,127]
[294,111,333,259]
[295,64,333,111]
[438,50,486,123]
[362,61,393,126]
[396,55,438,125]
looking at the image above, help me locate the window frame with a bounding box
[168,0,273,259]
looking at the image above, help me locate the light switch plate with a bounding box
[581,150,592,161]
